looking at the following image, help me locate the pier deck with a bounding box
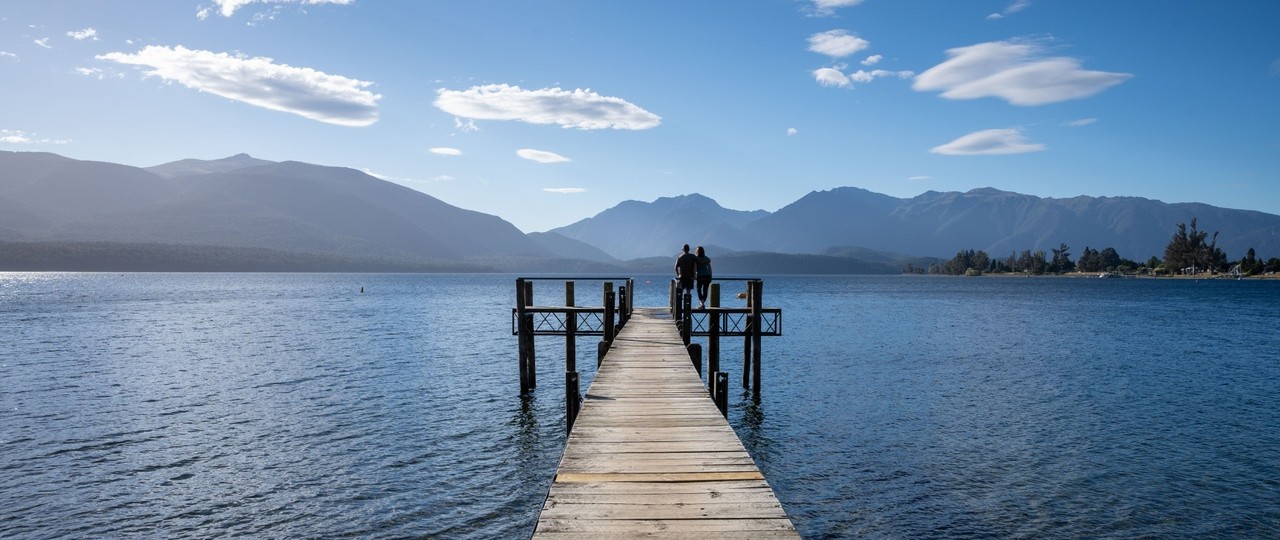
[532,308,798,538]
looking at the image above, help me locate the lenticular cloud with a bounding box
[97,45,381,126]
[914,41,1131,106]
[433,84,661,130]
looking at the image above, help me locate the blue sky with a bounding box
[3,1,1278,233]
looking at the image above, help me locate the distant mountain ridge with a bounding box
[555,188,1280,260]
[0,150,550,266]
[4,150,1277,273]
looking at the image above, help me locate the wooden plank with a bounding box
[532,308,798,538]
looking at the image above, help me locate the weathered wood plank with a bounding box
[532,308,798,538]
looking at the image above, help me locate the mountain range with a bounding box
[3,150,1278,272]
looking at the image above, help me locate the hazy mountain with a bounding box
[549,194,769,260]
[145,153,275,178]
[798,187,1280,259]
[0,151,550,265]
[557,186,1280,261]
[527,231,618,263]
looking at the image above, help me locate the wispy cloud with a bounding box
[1064,117,1097,127]
[914,40,1131,106]
[1270,58,1280,77]
[544,188,585,194]
[807,0,866,17]
[0,129,69,145]
[453,117,479,133]
[34,38,51,49]
[908,175,932,181]
[787,127,798,136]
[861,54,882,66]
[435,84,661,130]
[75,67,108,80]
[517,149,570,163]
[0,51,17,60]
[430,147,462,156]
[198,0,354,19]
[97,45,381,126]
[931,128,1045,155]
[66,28,97,41]
[814,67,913,88]
[807,30,870,58]
[987,0,1031,20]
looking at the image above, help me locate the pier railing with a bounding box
[511,276,780,433]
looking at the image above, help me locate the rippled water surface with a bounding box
[2,273,1278,538]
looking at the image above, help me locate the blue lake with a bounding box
[2,273,1278,538]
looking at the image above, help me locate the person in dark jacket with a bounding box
[674,244,697,300]
[694,246,713,308]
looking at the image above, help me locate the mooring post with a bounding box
[680,291,692,345]
[603,282,616,342]
[688,342,702,378]
[617,285,628,327]
[742,281,753,390]
[751,279,763,402]
[708,283,720,377]
[565,281,576,373]
[715,372,729,418]
[516,278,529,395]
[525,280,536,390]
[669,279,676,315]
[565,371,580,435]
[627,278,635,320]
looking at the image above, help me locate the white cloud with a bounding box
[807,30,870,58]
[97,45,381,126]
[909,176,932,181]
[914,41,1132,106]
[861,54,882,66]
[787,127,798,136]
[67,28,98,41]
[988,0,1031,19]
[432,175,456,182]
[544,188,585,194]
[430,147,462,156]
[808,0,866,16]
[517,148,570,163]
[931,128,1046,155]
[435,84,660,130]
[0,129,69,145]
[813,67,851,88]
[453,117,479,133]
[815,67,911,88]
[34,38,51,49]
[75,67,106,79]
[1269,59,1280,77]
[0,51,17,60]
[198,0,354,18]
[1064,117,1097,127]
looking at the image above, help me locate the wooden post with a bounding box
[628,278,635,320]
[688,343,702,378]
[751,280,763,402]
[742,281,753,389]
[517,278,529,395]
[603,282,615,342]
[742,314,753,389]
[715,372,729,418]
[708,283,720,377]
[597,340,608,367]
[669,279,676,314]
[566,371,580,434]
[617,285,627,326]
[525,280,536,390]
[565,281,576,373]
[680,291,692,345]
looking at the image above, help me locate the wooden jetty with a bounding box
[531,307,799,538]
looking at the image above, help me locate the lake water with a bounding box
[2,273,1278,538]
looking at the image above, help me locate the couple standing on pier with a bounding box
[675,244,713,309]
